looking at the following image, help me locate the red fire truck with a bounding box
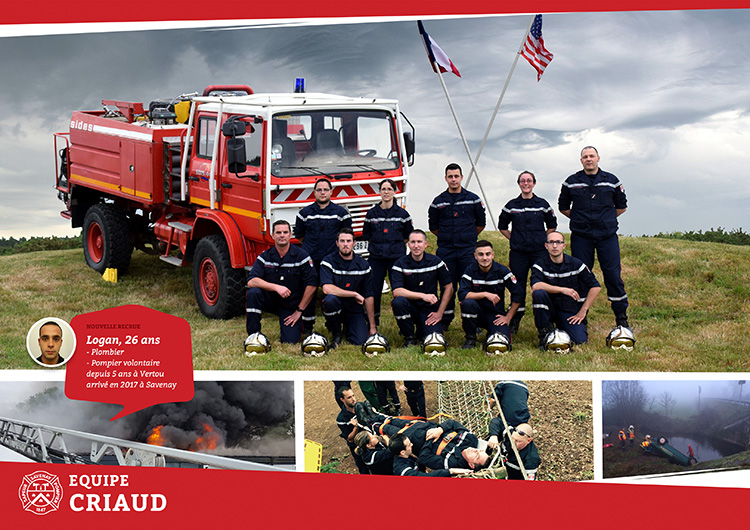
[54,84,414,318]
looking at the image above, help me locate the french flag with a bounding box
[418,20,461,78]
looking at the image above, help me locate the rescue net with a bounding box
[436,380,506,478]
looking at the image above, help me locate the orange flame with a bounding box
[194,422,221,451]
[147,425,166,446]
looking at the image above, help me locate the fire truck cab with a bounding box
[54,84,414,318]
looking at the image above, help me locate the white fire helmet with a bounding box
[484,333,511,356]
[243,332,270,356]
[423,332,447,356]
[544,329,572,354]
[362,333,390,357]
[606,326,636,351]
[301,332,329,357]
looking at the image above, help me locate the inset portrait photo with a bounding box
[26,317,76,368]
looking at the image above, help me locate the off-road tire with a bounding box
[688,457,698,465]
[82,204,133,274]
[192,234,246,319]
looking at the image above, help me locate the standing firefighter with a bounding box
[295,178,353,334]
[498,171,557,334]
[428,163,486,329]
[559,146,629,328]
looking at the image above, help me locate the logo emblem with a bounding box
[18,471,63,515]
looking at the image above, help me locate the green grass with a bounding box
[2,232,749,371]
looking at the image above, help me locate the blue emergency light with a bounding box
[294,78,305,93]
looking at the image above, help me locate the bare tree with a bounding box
[603,381,649,425]
[657,391,677,416]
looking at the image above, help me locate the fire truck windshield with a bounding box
[270,110,399,177]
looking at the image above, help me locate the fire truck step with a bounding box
[167,221,193,233]
[159,255,185,266]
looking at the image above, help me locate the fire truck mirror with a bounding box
[403,131,415,166]
[222,119,248,137]
[227,137,247,175]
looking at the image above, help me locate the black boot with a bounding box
[615,311,629,328]
[330,333,343,350]
[538,326,555,351]
[462,335,477,349]
[509,315,521,335]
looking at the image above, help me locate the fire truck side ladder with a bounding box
[0,416,289,471]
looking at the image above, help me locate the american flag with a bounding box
[522,15,554,81]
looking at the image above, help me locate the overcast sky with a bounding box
[1,10,748,239]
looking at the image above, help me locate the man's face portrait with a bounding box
[38,323,63,365]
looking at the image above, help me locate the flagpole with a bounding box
[432,60,498,231]
[465,15,535,189]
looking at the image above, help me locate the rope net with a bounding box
[436,380,506,478]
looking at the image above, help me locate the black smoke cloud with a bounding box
[5,381,293,455]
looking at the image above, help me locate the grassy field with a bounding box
[2,231,748,371]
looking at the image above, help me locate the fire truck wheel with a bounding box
[192,235,246,319]
[82,204,133,274]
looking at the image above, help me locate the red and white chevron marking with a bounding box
[272,183,379,203]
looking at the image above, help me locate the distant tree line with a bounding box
[0,235,82,255]
[649,227,749,246]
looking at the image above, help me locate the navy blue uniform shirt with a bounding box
[558,169,627,239]
[295,201,352,261]
[247,245,317,310]
[362,203,413,259]
[319,252,374,312]
[391,253,452,307]
[498,194,557,253]
[458,261,524,306]
[530,254,601,314]
[428,188,486,250]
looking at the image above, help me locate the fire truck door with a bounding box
[219,126,264,240]
[120,141,135,195]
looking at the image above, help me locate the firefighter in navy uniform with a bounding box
[390,229,454,346]
[335,385,370,475]
[362,178,414,325]
[458,240,524,349]
[487,422,540,480]
[389,432,472,477]
[428,163,486,329]
[417,419,491,472]
[558,146,629,328]
[354,430,394,475]
[246,220,317,343]
[487,380,531,430]
[295,177,353,334]
[319,228,377,348]
[498,171,557,334]
[530,231,601,346]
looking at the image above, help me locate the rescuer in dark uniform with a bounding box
[486,381,539,479]
[487,422,540,480]
[498,171,557,334]
[458,240,524,349]
[390,229,454,346]
[354,430,394,475]
[246,220,317,343]
[558,147,629,328]
[319,228,377,348]
[400,381,426,418]
[362,178,413,325]
[295,177,353,334]
[530,231,601,346]
[417,418,491,472]
[487,380,531,431]
[428,163,486,329]
[389,432,472,477]
[335,385,370,475]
